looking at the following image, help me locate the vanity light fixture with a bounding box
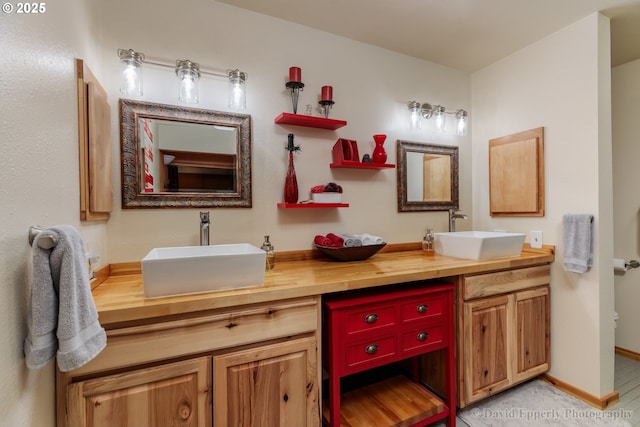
[227,69,248,110]
[432,105,446,133]
[408,101,422,130]
[455,109,468,136]
[407,101,469,136]
[176,60,200,104]
[117,48,248,109]
[118,49,144,97]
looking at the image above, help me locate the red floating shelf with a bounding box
[274,113,347,130]
[330,161,395,169]
[277,202,349,208]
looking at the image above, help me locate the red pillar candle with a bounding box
[321,85,333,102]
[289,66,302,83]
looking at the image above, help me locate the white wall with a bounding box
[613,58,640,353]
[471,13,615,398]
[95,0,472,261]
[0,0,108,425]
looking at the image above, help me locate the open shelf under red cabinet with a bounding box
[330,161,395,169]
[274,113,347,130]
[277,202,349,208]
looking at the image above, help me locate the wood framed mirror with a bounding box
[120,99,252,208]
[396,140,459,212]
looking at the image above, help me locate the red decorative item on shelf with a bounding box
[286,67,304,114]
[332,138,359,163]
[284,134,299,204]
[284,152,298,203]
[321,85,333,101]
[289,66,302,83]
[372,134,388,163]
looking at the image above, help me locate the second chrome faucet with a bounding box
[200,211,211,245]
[448,209,468,232]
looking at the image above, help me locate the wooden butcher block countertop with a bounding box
[91,243,554,326]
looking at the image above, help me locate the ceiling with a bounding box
[218,0,640,72]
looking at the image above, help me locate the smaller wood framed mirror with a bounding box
[396,140,459,212]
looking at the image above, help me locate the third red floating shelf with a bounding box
[330,161,395,169]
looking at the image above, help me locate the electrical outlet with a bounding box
[531,230,543,249]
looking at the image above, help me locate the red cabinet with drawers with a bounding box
[323,282,456,426]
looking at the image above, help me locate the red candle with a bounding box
[321,85,333,102]
[289,66,302,82]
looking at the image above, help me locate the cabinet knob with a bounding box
[365,344,379,355]
[416,304,429,313]
[364,313,379,324]
[416,332,429,341]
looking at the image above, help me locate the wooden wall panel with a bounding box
[77,58,112,221]
[489,127,544,217]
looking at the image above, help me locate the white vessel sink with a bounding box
[142,244,266,298]
[434,231,526,260]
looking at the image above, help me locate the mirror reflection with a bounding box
[120,99,252,208]
[140,119,238,193]
[397,140,459,212]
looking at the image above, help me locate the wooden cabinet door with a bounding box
[66,357,212,427]
[463,294,510,404]
[214,336,320,427]
[513,286,550,383]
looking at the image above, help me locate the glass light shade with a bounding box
[456,110,468,136]
[433,105,446,133]
[118,49,144,97]
[176,60,200,104]
[407,101,422,130]
[228,69,247,110]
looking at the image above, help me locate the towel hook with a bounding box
[28,225,56,249]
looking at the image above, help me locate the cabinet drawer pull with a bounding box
[365,344,379,355]
[364,314,379,324]
[416,304,429,313]
[416,332,429,341]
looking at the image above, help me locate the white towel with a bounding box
[562,214,594,273]
[341,233,384,246]
[24,225,106,372]
[359,233,384,246]
[340,234,363,247]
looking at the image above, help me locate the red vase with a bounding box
[372,134,387,163]
[284,151,299,203]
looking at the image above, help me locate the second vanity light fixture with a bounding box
[407,101,468,136]
[118,48,248,110]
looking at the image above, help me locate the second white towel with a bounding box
[340,233,384,246]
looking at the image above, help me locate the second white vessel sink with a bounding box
[434,231,526,260]
[142,243,266,298]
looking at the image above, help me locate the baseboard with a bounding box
[90,263,111,290]
[540,374,619,410]
[615,346,640,361]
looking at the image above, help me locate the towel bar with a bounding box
[28,225,56,249]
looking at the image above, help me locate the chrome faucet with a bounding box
[449,209,468,232]
[200,211,210,245]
